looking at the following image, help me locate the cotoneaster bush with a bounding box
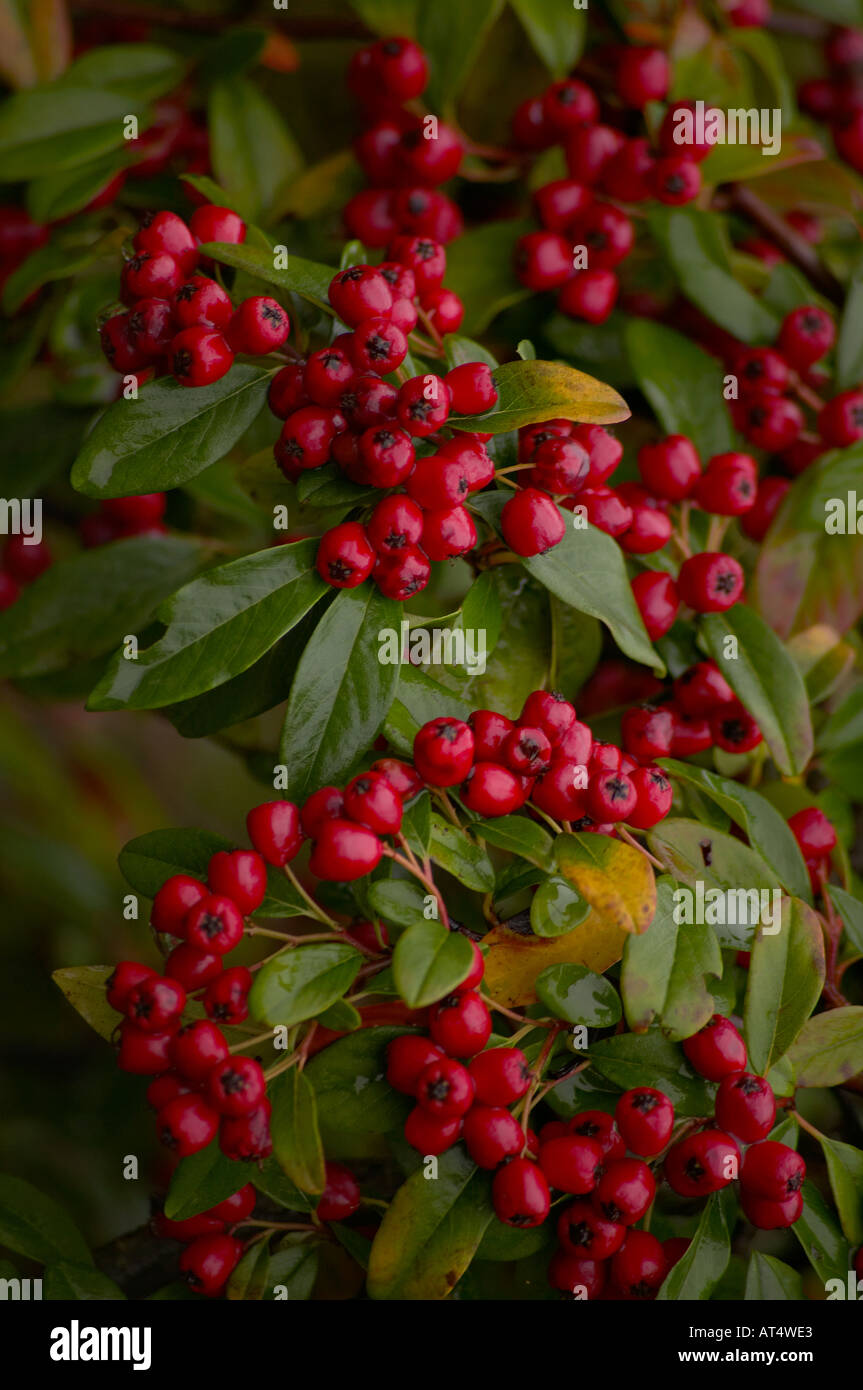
[0,0,862,1306]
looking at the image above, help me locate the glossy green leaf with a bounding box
[26,149,130,223]
[88,540,326,711]
[265,1239,319,1300]
[588,1034,716,1115]
[787,1006,863,1087]
[743,1252,803,1301]
[700,606,814,776]
[0,1175,91,1266]
[658,759,811,901]
[0,535,200,679]
[209,76,303,223]
[626,319,737,458]
[828,884,863,954]
[819,1136,863,1245]
[117,826,305,919]
[63,43,185,102]
[200,240,334,313]
[621,877,723,1040]
[71,366,272,497]
[393,919,475,1007]
[249,944,363,1028]
[0,87,138,180]
[473,816,554,869]
[367,877,429,929]
[44,1264,125,1300]
[509,0,586,76]
[226,1240,271,1301]
[52,965,119,1042]
[279,586,400,802]
[367,1145,494,1299]
[836,246,863,391]
[429,814,495,891]
[165,1139,258,1221]
[535,962,621,1025]
[442,219,533,336]
[793,1181,852,1283]
[647,819,779,948]
[418,0,505,116]
[270,1069,326,1195]
[305,1026,414,1138]
[743,897,825,1074]
[657,1188,734,1300]
[530,876,591,938]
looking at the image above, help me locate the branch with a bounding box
[729,184,844,306]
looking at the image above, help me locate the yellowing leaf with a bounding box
[482,835,655,1008]
[453,360,631,435]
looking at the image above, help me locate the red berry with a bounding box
[602,137,656,201]
[565,125,626,184]
[569,1111,626,1162]
[268,363,309,419]
[637,435,701,501]
[445,362,498,415]
[164,944,223,991]
[210,1185,256,1223]
[531,759,588,820]
[173,275,233,331]
[665,1128,742,1196]
[557,1199,624,1260]
[207,849,266,916]
[101,493,166,533]
[627,766,673,830]
[468,710,515,761]
[373,545,432,599]
[343,770,403,835]
[741,1140,806,1200]
[386,1034,445,1094]
[740,1187,803,1230]
[135,210,198,275]
[710,703,762,753]
[395,374,450,438]
[539,1135,603,1194]
[99,313,148,373]
[207,1056,266,1117]
[127,297,175,359]
[682,1014,747,1080]
[157,1093,219,1156]
[420,505,476,560]
[514,231,572,291]
[219,1102,272,1162]
[615,1088,674,1157]
[203,966,253,1026]
[520,690,577,745]
[532,437,590,494]
[329,266,393,327]
[677,552,744,612]
[117,1022,176,1074]
[743,393,803,451]
[619,505,673,555]
[428,990,491,1057]
[542,78,599,133]
[557,269,618,323]
[617,46,670,106]
[124,975,186,1032]
[463,1107,523,1169]
[122,251,182,302]
[819,387,863,446]
[413,717,474,787]
[151,874,208,934]
[740,477,790,541]
[184,894,244,955]
[227,296,289,356]
[179,1233,243,1297]
[621,705,674,762]
[246,801,303,867]
[351,317,407,375]
[650,155,701,205]
[658,101,716,161]
[170,1020,229,1084]
[735,346,791,398]
[300,786,344,839]
[492,1157,550,1227]
[461,762,527,817]
[631,571,679,641]
[594,1158,655,1225]
[715,1073,776,1143]
[547,1251,606,1299]
[502,724,552,776]
[586,770,637,823]
[610,1230,668,1300]
[468,1047,530,1106]
[171,326,234,387]
[674,659,735,715]
[317,1161,361,1222]
[371,758,424,803]
[309,819,383,881]
[316,522,375,589]
[153,1209,223,1241]
[501,487,565,556]
[533,178,593,232]
[787,806,837,858]
[572,202,634,269]
[695,452,758,516]
[406,453,471,509]
[670,708,713,756]
[189,205,246,247]
[416,1056,475,1118]
[404,1106,461,1154]
[572,424,623,485]
[106,960,157,1012]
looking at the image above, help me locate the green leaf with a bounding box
[657,759,811,901]
[509,0,586,77]
[818,683,863,753]
[305,1026,414,1138]
[367,877,429,929]
[346,0,419,34]
[88,541,326,711]
[0,1175,91,1266]
[279,586,401,803]
[118,826,306,919]
[836,246,863,392]
[226,1240,271,1301]
[819,1136,863,1246]
[648,206,780,345]
[646,820,777,947]
[429,814,495,891]
[384,665,471,754]
[743,1252,803,1301]
[743,896,825,1074]
[657,1188,734,1300]
[626,319,737,457]
[829,884,863,954]
[266,1239,319,1300]
[621,877,723,1040]
[0,536,200,679]
[442,219,533,336]
[253,1158,312,1214]
[452,358,630,435]
[62,43,185,102]
[270,1069,326,1196]
[44,1263,125,1301]
[535,962,621,1025]
[209,76,303,223]
[367,1146,494,1299]
[588,1034,716,1115]
[401,792,432,859]
[26,149,130,223]
[793,1181,852,1283]
[52,965,119,1042]
[393,919,475,1007]
[445,334,498,370]
[700,607,814,776]
[787,1006,863,1087]
[316,998,362,1031]
[200,240,334,313]
[530,876,591,938]
[71,366,272,498]
[2,234,98,314]
[250,944,362,1028]
[417,0,505,117]
[165,1140,258,1221]
[472,816,554,869]
[0,87,138,180]
[471,491,658,671]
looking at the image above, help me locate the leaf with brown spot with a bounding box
[787,1006,863,1088]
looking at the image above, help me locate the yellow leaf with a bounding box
[483,835,656,1008]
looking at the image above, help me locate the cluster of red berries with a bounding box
[107,848,273,1160]
[0,532,53,612]
[270,256,497,599]
[619,658,763,768]
[99,205,290,389]
[798,24,863,177]
[343,37,464,250]
[414,688,674,831]
[512,50,729,327]
[672,1014,806,1231]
